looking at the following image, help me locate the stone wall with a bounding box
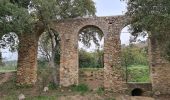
[0,72,15,85]
[17,33,39,86]
[79,69,104,89]
[149,37,170,95]
[103,16,127,92]
[127,83,152,96]
[13,14,170,95]
[53,15,170,94]
[79,69,152,95]
[52,15,127,91]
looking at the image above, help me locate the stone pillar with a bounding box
[60,33,78,87]
[149,37,170,95]
[104,24,126,93]
[16,34,39,86]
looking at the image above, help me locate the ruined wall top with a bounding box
[51,15,127,36]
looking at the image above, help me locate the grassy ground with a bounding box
[127,65,150,82]
[0,76,115,100]
[0,64,150,82]
[0,64,151,99]
[0,66,16,72]
[0,66,115,100]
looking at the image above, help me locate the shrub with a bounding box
[127,65,150,82]
[96,87,105,94]
[48,82,58,90]
[71,84,89,93]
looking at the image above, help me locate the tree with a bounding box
[121,44,148,67]
[79,49,103,68]
[78,26,104,68]
[0,0,96,86]
[79,26,103,48]
[123,0,170,60]
[38,31,60,85]
[121,43,148,82]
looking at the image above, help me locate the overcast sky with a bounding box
[3,0,131,60]
[94,0,127,16]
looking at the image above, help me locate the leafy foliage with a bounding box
[121,44,148,67]
[0,0,33,35]
[124,0,170,60]
[48,81,58,90]
[79,26,103,48]
[79,49,103,68]
[0,0,96,35]
[71,84,89,94]
[127,65,150,82]
[96,87,105,95]
[121,42,150,82]
[0,33,18,51]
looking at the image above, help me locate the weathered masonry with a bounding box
[52,15,170,94]
[52,16,126,92]
[15,15,170,95]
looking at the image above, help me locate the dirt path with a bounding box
[116,95,154,100]
[154,95,170,100]
[0,72,13,85]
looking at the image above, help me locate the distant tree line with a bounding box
[79,49,103,68]
[78,43,148,68]
[121,43,148,67]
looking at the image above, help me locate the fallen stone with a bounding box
[18,94,25,100]
[43,86,49,92]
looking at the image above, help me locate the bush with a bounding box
[79,49,104,68]
[96,87,104,95]
[127,65,150,82]
[71,84,89,93]
[48,82,58,90]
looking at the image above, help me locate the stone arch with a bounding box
[77,24,105,53]
[51,16,128,90]
[78,25,104,35]
[120,25,150,83]
[77,24,104,64]
[78,25,105,89]
[77,25,105,36]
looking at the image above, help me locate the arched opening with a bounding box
[120,25,150,83]
[37,29,60,87]
[131,88,143,96]
[78,25,104,68]
[0,32,18,72]
[78,25,104,89]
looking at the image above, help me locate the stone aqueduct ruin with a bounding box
[16,15,170,95]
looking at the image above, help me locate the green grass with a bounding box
[96,87,105,95]
[70,84,89,94]
[127,65,150,83]
[0,66,16,72]
[26,96,57,100]
[0,64,150,83]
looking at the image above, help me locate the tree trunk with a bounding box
[16,33,40,86]
[0,50,3,66]
[48,30,58,85]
